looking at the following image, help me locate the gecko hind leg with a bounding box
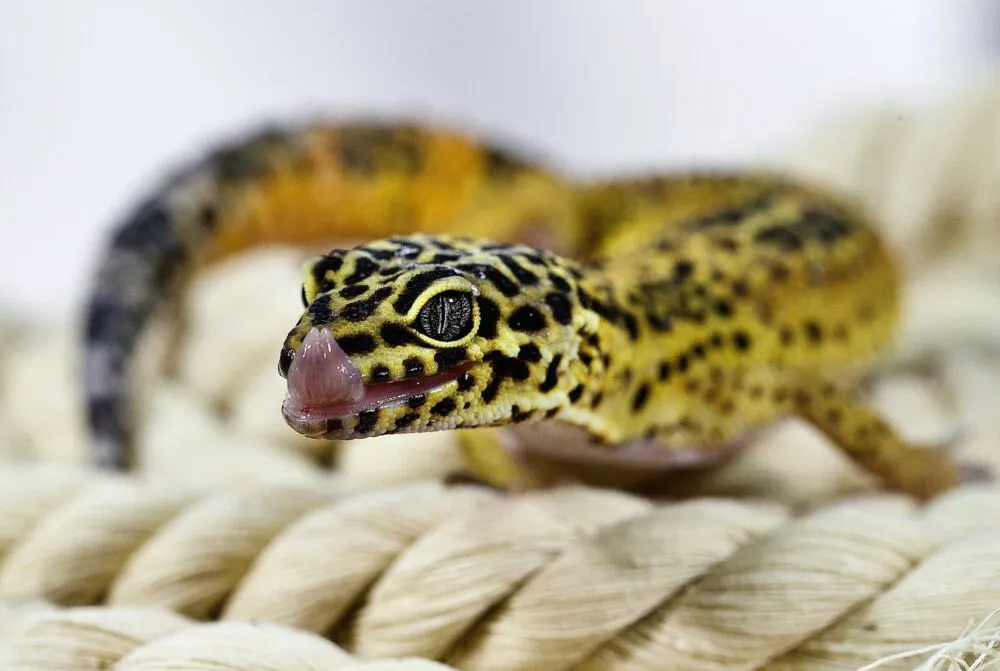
[786,373,990,499]
[644,366,986,501]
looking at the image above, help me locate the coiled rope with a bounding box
[2,468,1000,669]
[6,83,1000,669]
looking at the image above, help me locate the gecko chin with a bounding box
[280,326,475,440]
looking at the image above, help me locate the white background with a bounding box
[0,0,995,314]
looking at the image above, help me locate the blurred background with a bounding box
[1,0,998,316]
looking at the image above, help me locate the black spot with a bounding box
[300,285,309,308]
[337,129,380,175]
[308,294,334,325]
[434,347,467,372]
[755,225,803,251]
[677,355,689,373]
[338,334,378,356]
[488,353,530,382]
[483,146,530,177]
[457,371,475,392]
[770,264,791,283]
[345,256,378,284]
[732,279,749,297]
[733,330,752,352]
[408,394,427,408]
[544,292,573,325]
[804,320,823,343]
[339,284,368,299]
[545,407,560,419]
[455,263,520,297]
[508,305,547,332]
[568,384,584,403]
[548,272,572,293]
[590,391,604,409]
[714,300,733,318]
[801,209,852,245]
[673,260,694,283]
[498,255,539,285]
[341,286,393,322]
[431,398,457,417]
[210,141,273,183]
[278,346,294,377]
[710,332,724,348]
[475,296,501,339]
[647,312,673,332]
[539,355,561,392]
[632,384,651,412]
[84,299,136,344]
[403,357,425,378]
[364,247,397,261]
[579,351,593,367]
[430,252,462,264]
[371,364,392,384]
[312,254,343,279]
[392,267,460,315]
[658,361,671,381]
[691,343,706,359]
[395,412,420,429]
[429,238,458,251]
[199,204,218,229]
[517,343,543,363]
[481,370,503,404]
[511,405,533,423]
[356,409,378,433]
[623,314,639,341]
[714,237,739,252]
[507,358,531,380]
[380,323,418,347]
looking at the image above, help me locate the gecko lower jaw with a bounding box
[281,362,474,439]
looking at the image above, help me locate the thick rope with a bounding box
[0,601,456,670]
[4,83,1000,670]
[2,469,1000,669]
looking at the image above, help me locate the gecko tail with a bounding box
[82,195,189,470]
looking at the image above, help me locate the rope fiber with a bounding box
[7,83,1000,669]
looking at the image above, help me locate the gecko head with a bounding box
[279,234,596,441]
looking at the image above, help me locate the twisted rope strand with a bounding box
[3,470,1000,669]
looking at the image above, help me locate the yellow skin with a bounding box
[83,119,969,499]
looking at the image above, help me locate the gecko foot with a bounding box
[959,462,993,485]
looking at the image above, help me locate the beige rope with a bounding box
[0,602,456,670]
[3,469,1000,669]
[4,81,1000,670]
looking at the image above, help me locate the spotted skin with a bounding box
[82,120,578,469]
[84,119,968,499]
[280,179,960,499]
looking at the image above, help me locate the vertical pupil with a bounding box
[435,295,451,337]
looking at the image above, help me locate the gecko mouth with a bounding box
[280,326,473,439]
[282,362,473,438]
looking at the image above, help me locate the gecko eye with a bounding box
[300,285,309,308]
[415,290,474,342]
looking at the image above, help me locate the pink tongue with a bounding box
[286,327,365,407]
